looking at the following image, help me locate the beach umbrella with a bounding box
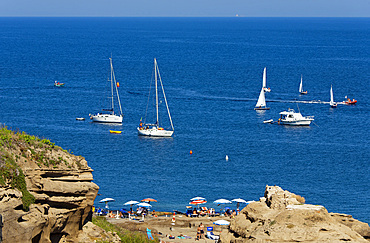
[213,219,230,226]
[99,198,115,209]
[189,199,207,205]
[231,198,247,204]
[141,198,157,203]
[190,196,206,201]
[124,200,139,213]
[137,202,152,208]
[213,199,232,204]
[246,200,256,204]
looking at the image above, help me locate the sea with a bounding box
[0,17,369,223]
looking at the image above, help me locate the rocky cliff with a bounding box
[0,127,99,242]
[220,185,370,242]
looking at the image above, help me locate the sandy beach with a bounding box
[106,214,231,242]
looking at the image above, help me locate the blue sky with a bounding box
[0,0,369,17]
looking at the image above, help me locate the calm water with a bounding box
[0,17,369,223]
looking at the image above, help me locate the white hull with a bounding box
[279,119,313,126]
[91,114,123,123]
[137,127,173,137]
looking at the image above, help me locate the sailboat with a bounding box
[137,58,174,137]
[90,58,123,123]
[254,88,270,110]
[262,67,271,92]
[299,75,307,95]
[330,85,337,108]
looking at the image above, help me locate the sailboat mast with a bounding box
[156,62,174,131]
[109,58,114,114]
[111,59,123,116]
[154,58,159,126]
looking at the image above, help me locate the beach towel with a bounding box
[146,228,154,240]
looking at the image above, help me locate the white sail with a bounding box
[299,76,303,93]
[330,85,337,107]
[262,67,267,88]
[255,88,266,108]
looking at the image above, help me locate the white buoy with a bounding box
[225,155,229,161]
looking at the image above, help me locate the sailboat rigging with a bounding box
[137,58,174,137]
[90,58,123,123]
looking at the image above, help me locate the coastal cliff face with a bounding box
[220,185,370,242]
[0,128,99,242]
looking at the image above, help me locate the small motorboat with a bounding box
[344,98,357,105]
[277,109,314,126]
[76,117,85,121]
[54,81,65,87]
[109,130,122,134]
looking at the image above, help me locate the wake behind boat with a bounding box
[137,58,174,137]
[90,58,123,123]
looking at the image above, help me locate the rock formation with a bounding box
[220,185,370,242]
[0,128,99,242]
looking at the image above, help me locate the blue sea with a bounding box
[0,17,369,223]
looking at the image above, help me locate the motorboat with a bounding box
[54,81,64,87]
[278,109,314,126]
[344,97,357,105]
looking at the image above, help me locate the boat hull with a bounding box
[91,114,123,123]
[137,127,173,137]
[110,130,122,134]
[300,91,308,95]
[279,119,313,126]
[254,107,270,110]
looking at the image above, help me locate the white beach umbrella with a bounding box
[123,200,139,206]
[246,200,256,204]
[99,198,115,209]
[231,198,247,204]
[213,199,232,204]
[137,202,152,208]
[190,196,206,201]
[213,219,230,225]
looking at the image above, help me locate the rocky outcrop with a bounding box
[220,185,370,242]
[0,129,99,242]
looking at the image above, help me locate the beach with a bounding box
[106,214,231,242]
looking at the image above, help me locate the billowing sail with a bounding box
[255,88,266,108]
[262,67,267,88]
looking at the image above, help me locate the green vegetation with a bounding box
[92,216,158,243]
[269,220,277,226]
[0,150,35,211]
[0,126,77,211]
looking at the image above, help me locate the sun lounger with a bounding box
[146,228,154,240]
[206,231,220,241]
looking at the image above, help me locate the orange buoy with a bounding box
[116,82,120,87]
[190,150,193,154]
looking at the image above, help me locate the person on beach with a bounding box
[199,223,205,239]
[196,225,201,240]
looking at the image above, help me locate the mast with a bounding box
[154,58,159,126]
[156,60,174,131]
[109,58,114,113]
[111,58,123,116]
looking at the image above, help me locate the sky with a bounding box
[0,0,369,17]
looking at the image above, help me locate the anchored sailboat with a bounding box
[90,58,123,123]
[137,58,174,137]
[262,67,271,92]
[254,88,270,110]
[330,85,337,108]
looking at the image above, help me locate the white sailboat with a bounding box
[299,75,307,95]
[90,58,123,123]
[254,88,270,110]
[137,58,174,137]
[262,67,271,92]
[330,85,337,108]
